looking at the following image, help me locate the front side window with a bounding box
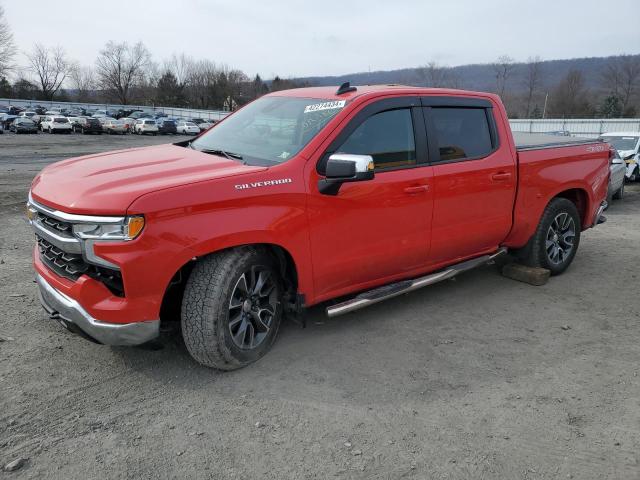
[337,108,416,170]
[430,107,493,161]
[191,96,347,166]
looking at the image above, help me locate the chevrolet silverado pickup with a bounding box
[28,84,610,370]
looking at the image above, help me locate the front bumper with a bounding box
[36,273,159,345]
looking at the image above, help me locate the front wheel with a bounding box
[519,198,581,275]
[181,247,283,370]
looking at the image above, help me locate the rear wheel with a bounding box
[613,182,624,200]
[519,198,581,275]
[181,247,283,370]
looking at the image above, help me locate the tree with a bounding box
[601,55,640,113]
[599,95,622,118]
[549,69,591,117]
[492,55,515,98]
[95,41,151,104]
[417,61,462,88]
[250,74,268,100]
[69,64,95,102]
[523,56,543,117]
[0,6,15,78]
[12,78,39,99]
[155,70,186,107]
[26,44,69,100]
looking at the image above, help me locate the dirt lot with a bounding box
[1,132,639,479]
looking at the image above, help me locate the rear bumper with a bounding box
[36,273,159,345]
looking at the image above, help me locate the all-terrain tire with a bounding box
[181,247,283,370]
[519,197,581,275]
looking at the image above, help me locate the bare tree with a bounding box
[95,41,151,104]
[0,6,16,78]
[492,55,515,98]
[601,55,640,112]
[418,61,462,88]
[69,64,95,102]
[549,69,591,117]
[165,53,194,86]
[26,44,70,100]
[523,56,543,117]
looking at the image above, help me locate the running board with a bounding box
[326,248,508,318]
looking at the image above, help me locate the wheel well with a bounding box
[158,243,299,329]
[554,188,588,226]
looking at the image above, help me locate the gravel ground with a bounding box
[0,132,639,479]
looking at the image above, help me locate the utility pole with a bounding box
[542,92,548,119]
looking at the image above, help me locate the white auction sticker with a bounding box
[304,100,346,114]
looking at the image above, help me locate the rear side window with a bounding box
[430,108,493,161]
[338,109,416,170]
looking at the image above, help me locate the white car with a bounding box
[134,119,159,135]
[600,132,640,181]
[19,111,40,123]
[40,116,72,134]
[177,121,201,135]
[103,119,128,135]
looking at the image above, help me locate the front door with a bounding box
[306,98,434,302]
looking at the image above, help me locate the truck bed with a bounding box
[513,132,599,151]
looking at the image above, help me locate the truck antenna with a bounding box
[336,82,357,95]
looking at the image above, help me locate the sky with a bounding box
[3,0,640,79]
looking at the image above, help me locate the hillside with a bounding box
[296,55,640,93]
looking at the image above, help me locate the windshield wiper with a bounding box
[188,143,244,162]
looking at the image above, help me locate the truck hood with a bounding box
[30,144,266,214]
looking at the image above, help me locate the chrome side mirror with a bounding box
[319,154,375,195]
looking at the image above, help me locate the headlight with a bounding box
[72,216,145,241]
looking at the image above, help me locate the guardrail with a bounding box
[0,98,230,122]
[509,118,640,138]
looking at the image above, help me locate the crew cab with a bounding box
[28,85,610,370]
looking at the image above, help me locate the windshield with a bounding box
[190,96,347,165]
[600,136,639,151]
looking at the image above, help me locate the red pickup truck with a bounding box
[28,84,610,369]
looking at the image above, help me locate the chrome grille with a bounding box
[37,235,88,280]
[37,212,73,235]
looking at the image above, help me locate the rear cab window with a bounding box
[430,108,493,161]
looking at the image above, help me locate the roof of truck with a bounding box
[267,85,496,101]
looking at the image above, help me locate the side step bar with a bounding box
[326,248,508,318]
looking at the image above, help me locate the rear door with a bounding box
[422,97,516,264]
[307,97,434,301]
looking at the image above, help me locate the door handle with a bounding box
[491,172,512,181]
[403,185,429,194]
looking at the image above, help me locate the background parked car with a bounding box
[600,132,640,181]
[119,117,136,133]
[74,117,103,134]
[0,114,18,130]
[157,119,177,135]
[41,116,72,134]
[134,119,159,135]
[10,118,39,134]
[103,119,128,135]
[176,120,200,135]
[608,149,626,204]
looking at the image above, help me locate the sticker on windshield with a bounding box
[304,100,346,114]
